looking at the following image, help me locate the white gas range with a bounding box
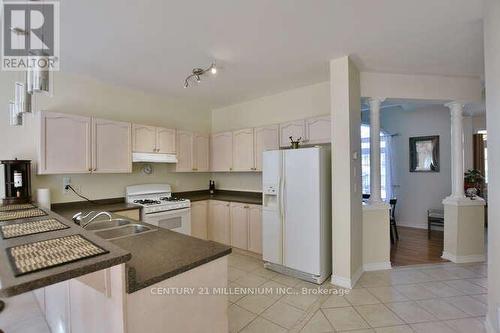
[125,184,191,235]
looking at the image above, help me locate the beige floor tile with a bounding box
[444,317,487,333]
[240,316,287,333]
[394,284,437,300]
[443,296,487,316]
[460,264,487,276]
[228,304,257,333]
[385,301,437,323]
[228,282,246,303]
[237,294,277,314]
[260,280,289,300]
[389,270,434,284]
[420,268,461,281]
[418,281,464,297]
[358,272,392,288]
[235,273,268,288]
[355,304,404,328]
[229,266,248,281]
[252,267,279,279]
[471,293,488,304]
[321,294,351,308]
[416,299,468,320]
[272,274,302,287]
[322,307,370,331]
[467,278,488,288]
[262,300,306,329]
[410,321,456,333]
[300,310,334,333]
[366,287,408,303]
[444,279,487,295]
[0,292,50,333]
[443,266,482,279]
[344,288,380,305]
[282,288,321,311]
[374,325,413,333]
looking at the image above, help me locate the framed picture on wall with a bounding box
[409,136,440,172]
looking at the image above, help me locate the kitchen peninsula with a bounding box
[0,205,231,333]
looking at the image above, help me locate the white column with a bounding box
[445,101,466,200]
[368,97,385,204]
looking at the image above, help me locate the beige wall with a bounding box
[0,72,211,203]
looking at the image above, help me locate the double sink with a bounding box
[85,218,156,240]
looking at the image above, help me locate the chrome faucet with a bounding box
[72,211,112,228]
[72,211,95,225]
[81,212,112,228]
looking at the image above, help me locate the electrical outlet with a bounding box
[63,176,71,194]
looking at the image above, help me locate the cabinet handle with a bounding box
[244,205,249,208]
[229,167,233,171]
[93,168,97,171]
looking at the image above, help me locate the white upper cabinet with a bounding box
[38,111,92,174]
[279,119,306,147]
[193,133,210,172]
[156,127,176,154]
[232,128,255,171]
[210,132,233,172]
[92,118,132,173]
[254,125,279,171]
[132,124,156,153]
[176,130,194,172]
[305,115,331,144]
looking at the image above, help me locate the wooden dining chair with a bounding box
[389,199,399,243]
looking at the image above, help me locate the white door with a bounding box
[176,130,194,172]
[210,132,233,172]
[280,119,306,147]
[156,127,176,154]
[248,204,263,254]
[191,200,208,239]
[233,128,255,171]
[193,133,210,172]
[262,150,283,265]
[93,118,132,173]
[132,124,156,153]
[305,115,331,144]
[230,202,249,249]
[283,148,321,275]
[208,200,231,244]
[38,111,92,174]
[254,125,279,171]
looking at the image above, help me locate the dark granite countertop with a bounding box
[52,198,142,220]
[175,190,262,205]
[0,207,131,297]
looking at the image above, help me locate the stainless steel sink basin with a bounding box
[85,218,132,231]
[94,224,155,240]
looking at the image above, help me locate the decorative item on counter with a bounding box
[289,136,302,149]
[209,180,216,194]
[1,159,32,205]
[36,188,51,209]
[464,169,484,197]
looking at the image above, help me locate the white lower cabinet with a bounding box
[208,200,231,244]
[44,281,71,333]
[248,205,263,254]
[230,203,249,249]
[191,200,208,239]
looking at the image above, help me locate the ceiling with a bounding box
[61,0,485,109]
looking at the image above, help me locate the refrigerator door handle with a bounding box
[280,153,286,265]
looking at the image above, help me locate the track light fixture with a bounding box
[184,62,217,88]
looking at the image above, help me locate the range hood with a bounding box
[132,152,178,163]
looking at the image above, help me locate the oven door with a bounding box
[143,208,191,235]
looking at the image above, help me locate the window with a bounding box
[361,124,392,200]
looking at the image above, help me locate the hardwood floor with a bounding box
[390,226,448,266]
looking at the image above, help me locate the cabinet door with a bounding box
[248,205,263,254]
[210,132,233,172]
[280,119,306,147]
[193,133,210,172]
[176,130,194,172]
[156,127,176,154]
[132,124,156,153]
[39,111,92,174]
[230,202,249,249]
[191,201,208,239]
[208,200,231,244]
[93,118,132,173]
[254,125,279,171]
[45,281,70,333]
[305,115,331,144]
[232,128,255,172]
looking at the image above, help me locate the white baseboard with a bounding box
[331,266,363,289]
[441,251,486,263]
[363,262,392,271]
[485,315,498,333]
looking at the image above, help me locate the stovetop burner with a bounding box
[159,197,185,202]
[133,199,161,205]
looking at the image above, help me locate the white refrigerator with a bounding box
[262,147,332,284]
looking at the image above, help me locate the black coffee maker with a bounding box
[1,159,32,204]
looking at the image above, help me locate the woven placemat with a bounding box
[0,218,69,239]
[0,208,47,222]
[0,203,36,212]
[6,234,109,276]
